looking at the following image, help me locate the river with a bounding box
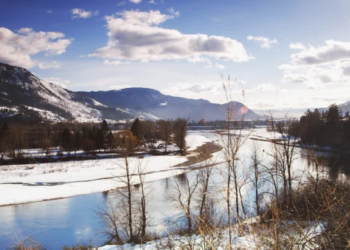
[1,129,349,249]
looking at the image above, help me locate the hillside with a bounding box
[0,63,133,122]
[0,63,258,122]
[77,88,259,121]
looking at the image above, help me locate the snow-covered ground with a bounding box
[25,105,65,121]
[0,134,217,206]
[98,232,256,250]
[185,134,211,151]
[98,217,261,250]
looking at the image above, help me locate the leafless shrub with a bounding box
[9,238,46,250]
[61,243,94,250]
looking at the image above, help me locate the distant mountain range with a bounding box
[253,109,309,119]
[0,62,258,122]
[77,88,258,121]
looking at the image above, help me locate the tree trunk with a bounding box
[125,157,134,242]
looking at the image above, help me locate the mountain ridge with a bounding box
[0,62,259,122]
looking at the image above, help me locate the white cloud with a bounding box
[290,42,306,50]
[289,40,350,65]
[129,0,142,3]
[46,10,53,14]
[167,7,180,17]
[71,8,99,19]
[148,0,156,4]
[162,81,223,100]
[0,27,72,68]
[211,18,220,22]
[282,72,311,84]
[204,61,225,69]
[117,1,126,6]
[104,59,131,65]
[186,57,225,69]
[246,83,287,93]
[247,36,278,49]
[91,10,252,64]
[38,61,61,69]
[280,40,350,88]
[108,84,132,90]
[162,80,249,105]
[43,77,70,88]
[280,62,350,89]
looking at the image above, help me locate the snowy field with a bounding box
[98,231,256,250]
[98,217,262,250]
[0,134,218,206]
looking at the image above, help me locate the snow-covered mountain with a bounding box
[77,88,259,121]
[338,101,350,114]
[0,63,133,122]
[0,63,259,122]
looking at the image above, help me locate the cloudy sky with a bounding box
[1,0,350,110]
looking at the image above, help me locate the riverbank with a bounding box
[0,134,221,206]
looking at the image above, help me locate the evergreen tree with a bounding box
[73,131,82,154]
[173,118,188,154]
[61,128,72,151]
[327,104,340,126]
[345,111,350,119]
[130,118,143,143]
[0,123,9,161]
[96,129,105,151]
[107,131,114,151]
[158,119,172,152]
[101,119,109,132]
[0,123,9,136]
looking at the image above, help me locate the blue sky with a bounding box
[1,0,350,110]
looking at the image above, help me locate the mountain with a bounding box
[0,62,258,122]
[0,63,133,122]
[338,101,350,114]
[77,88,259,121]
[254,108,308,119]
[317,101,350,116]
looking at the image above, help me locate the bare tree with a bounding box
[135,159,149,239]
[97,199,123,244]
[114,130,137,242]
[249,140,262,216]
[171,172,200,234]
[217,75,250,249]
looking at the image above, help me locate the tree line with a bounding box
[289,104,350,148]
[0,117,188,162]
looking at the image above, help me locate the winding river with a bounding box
[1,129,349,249]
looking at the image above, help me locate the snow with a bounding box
[91,99,107,107]
[25,106,65,121]
[31,76,103,122]
[98,228,257,250]
[136,111,160,120]
[0,106,18,117]
[186,133,211,151]
[97,217,323,250]
[5,66,105,122]
[0,134,215,206]
[0,106,18,112]
[0,155,188,206]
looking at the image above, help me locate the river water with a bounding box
[1,129,349,249]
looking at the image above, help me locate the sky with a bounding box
[1,0,350,110]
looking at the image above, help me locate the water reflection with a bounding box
[174,173,188,187]
[301,149,350,180]
[0,193,106,249]
[1,129,350,249]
